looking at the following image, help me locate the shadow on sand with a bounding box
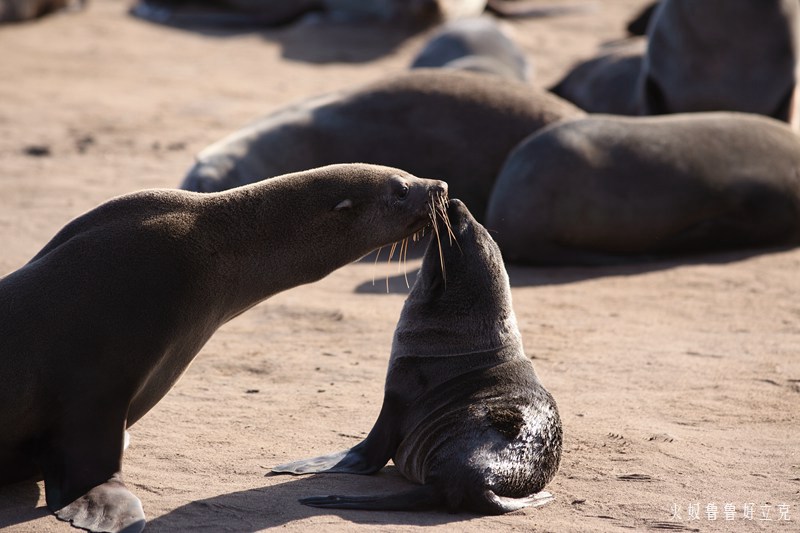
[0,479,48,530]
[0,469,480,531]
[128,4,426,64]
[354,245,792,294]
[145,467,480,532]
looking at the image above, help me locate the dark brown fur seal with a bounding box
[486,113,800,265]
[180,69,583,221]
[0,163,447,533]
[552,0,799,128]
[273,199,562,514]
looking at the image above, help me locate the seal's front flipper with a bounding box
[271,434,390,475]
[272,449,351,475]
[55,473,145,533]
[299,485,441,511]
[272,393,402,475]
[38,401,143,532]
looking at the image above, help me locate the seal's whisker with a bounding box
[385,241,401,293]
[434,194,460,252]
[401,237,411,289]
[438,199,451,240]
[371,245,383,286]
[397,237,406,272]
[430,201,446,280]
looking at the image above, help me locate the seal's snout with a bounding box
[446,198,469,220]
[431,180,448,197]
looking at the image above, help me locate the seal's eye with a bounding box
[334,199,353,211]
[397,184,409,200]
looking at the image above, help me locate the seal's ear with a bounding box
[334,199,353,211]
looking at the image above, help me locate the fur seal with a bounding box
[549,38,644,115]
[552,0,800,128]
[128,0,588,28]
[0,0,83,23]
[410,16,531,82]
[129,0,442,27]
[180,69,583,221]
[625,0,657,36]
[485,112,800,265]
[0,163,447,533]
[273,199,562,514]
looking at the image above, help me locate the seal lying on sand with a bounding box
[410,16,531,82]
[274,199,562,514]
[0,163,447,533]
[0,0,83,23]
[486,113,800,265]
[181,70,582,221]
[128,0,591,28]
[552,0,799,128]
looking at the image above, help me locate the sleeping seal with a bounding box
[486,113,800,265]
[274,199,562,514]
[0,163,447,532]
[180,69,583,221]
[410,16,532,82]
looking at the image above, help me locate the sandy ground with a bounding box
[0,0,798,531]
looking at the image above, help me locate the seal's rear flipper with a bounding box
[479,490,554,514]
[299,485,441,511]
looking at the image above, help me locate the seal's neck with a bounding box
[193,178,369,323]
[390,307,524,361]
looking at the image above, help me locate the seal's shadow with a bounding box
[263,22,425,64]
[129,7,424,64]
[0,480,48,530]
[354,246,792,293]
[145,467,480,532]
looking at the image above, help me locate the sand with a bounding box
[0,1,798,531]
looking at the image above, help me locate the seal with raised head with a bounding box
[274,199,562,514]
[486,112,800,265]
[552,0,799,128]
[0,163,447,533]
[180,69,583,222]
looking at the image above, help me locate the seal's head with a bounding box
[219,163,448,287]
[393,198,522,357]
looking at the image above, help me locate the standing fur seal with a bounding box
[0,163,447,533]
[552,0,799,128]
[181,69,583,221]
[274,199,562,514]
[485,113,800,265]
